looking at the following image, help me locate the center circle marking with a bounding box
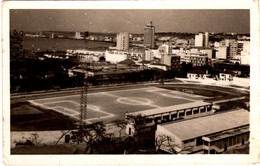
[117,97,151,105]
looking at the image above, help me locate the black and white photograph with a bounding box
[2,0,260,165]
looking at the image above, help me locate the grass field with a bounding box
[11,84,249,131]
[28,86,205,124]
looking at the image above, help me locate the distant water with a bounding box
[23,37,115,51]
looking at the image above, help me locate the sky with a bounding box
[10,9,250,34]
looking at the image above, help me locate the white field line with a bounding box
[151,91,196,102]
[53,106,79,117]
[42,100,78,105]
[169,90,207,99]
[103,92,161,108]
[142,87,164,92]
[31,86,156,103]
[139,86,205,101]
[53,105,115,124]
[84,114,115,122]
[29,86,203,122]
[29,100,80,120]
[38,99,113,116]
[29,99,115,120]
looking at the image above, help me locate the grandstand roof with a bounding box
[158,109,249,141]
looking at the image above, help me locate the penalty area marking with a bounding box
[28,100,115,122]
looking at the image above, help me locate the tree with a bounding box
[30,133,43,146]
[155,134,193,154]
[112,119,127,138]
[155,134,168,152]
[55,130,71,145]
[70,121,112,154]
[126,114,153,133]
[14,133,43,146]
[124,114,156,153]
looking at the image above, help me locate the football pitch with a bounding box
[28,87,206,124]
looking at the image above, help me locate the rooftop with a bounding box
[128,101,211,116]
[191,46,215,50]
[187,69,207,74]
[158,109,249,141]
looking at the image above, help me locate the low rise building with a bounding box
[216,47,228,59]
[105,50,130,64]
[219,71,234,81]
[171,55,181,72]
[160,53,172,66]
[190,54,208,67]
[178,52,209,67]
[128,50,144,61]
[144,49,161,61]
[192,47,214,59]
[187,69,210,79]
[155,109,249,154]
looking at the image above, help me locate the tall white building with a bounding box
[195,32,209,47]
[204,32,209,47]
[195,33,204,47]
[144,21,155,49]
[116,32,129,50]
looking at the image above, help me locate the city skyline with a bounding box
[10,9,250,34]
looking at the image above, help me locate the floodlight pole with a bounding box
[77,57,88,128]
[80,72,88,127]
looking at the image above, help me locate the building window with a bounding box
[224,142,228,151]
[65,135,70,143]
[208,105,212,111]
[210,149,216,154]
[163,115,169,121]
[154,117,161,122]
[196,137,203,146]
[172,113,177,118]
[193,109,199,114]
[242,138,245,145]
[200,108,205,113]
[184,140,189,144]
[179,112,185,117]
[186,110,192,116]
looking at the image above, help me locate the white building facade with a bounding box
[116,32,129,50]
